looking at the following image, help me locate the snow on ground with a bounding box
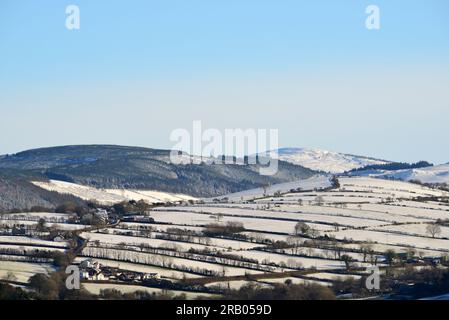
[326,229,449,252]
[32,180,123,204]
[0,261,55,283]
[0,244,66,253]
[105,189,196,203]
[82,282,219,299]
[374,164,449,184]
[73,257,202,279]
[5,212,73,220]
[370,224,449,239]
[355,203,449,221]
[32,180,196,205]
[397,200,449,211]
[241,232,289,243]
[80,232,212,252]
[0,220,36,227]
[306,272,362,281]
[233,250,347,270]
[273,204,426,224]
[0,219,88,231]
[0,236,69,248]
[120,223,203,234]
[45,223,89,231]
[338,177,448,197]
[150,210,329,234]
[275,148,387,173]
[205,280,261,290]
[155,206,386,228]
[116,227,259,250]
[81,246,266,277]
[207,175,332,201]
[340,243,444,257]
[261,277,331,287]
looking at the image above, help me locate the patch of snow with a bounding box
[377,164,449,184]
[274,148,387,173]
[208,175,332,201]
[32,180,196,205]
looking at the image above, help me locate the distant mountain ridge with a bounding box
[274,147,388,173]
[0,145,316,210]
[2,144,445,211]
[351,163,449,185]
[347,161,433,173]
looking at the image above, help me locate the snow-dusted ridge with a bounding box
[273,147,388,174]
[32,180,197,205]
[370,163,449,184]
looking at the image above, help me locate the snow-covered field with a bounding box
[205,280,261,290]
[32,180,196,205]
[0,236,69,248]
[207,175,332,201]
[0,219,88,231]
[73,257,202,280]
[305,272,362,281]
[150,210,329,234]
[338,177,448,197]
[228,250,347,270]
[81,246,267,277]
[154,206,386,228]
[369,224,449,240]
[366,164,449,184]
[0,261,55,283]
[82,282,219,299]
[326,229,449,251]
[0,244,66,253]
[81,232,219,252]
[261,277,332,287]
[4,176,449,297]
[275,148,387,173]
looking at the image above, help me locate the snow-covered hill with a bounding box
[377,164,449,184]
[207,175,332,201]
[274,148,387,174]
[32,180,197,205]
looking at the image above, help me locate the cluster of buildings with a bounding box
[78,258,160,282]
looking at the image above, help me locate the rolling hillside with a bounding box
[0,145,316,210]
[275,147,388,173]
[372,164,449,184]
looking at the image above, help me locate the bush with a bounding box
[223,283,335,300]
[203,222,245,237]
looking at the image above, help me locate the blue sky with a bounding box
[1,0,449,163]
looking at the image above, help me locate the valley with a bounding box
[2,170,449,300]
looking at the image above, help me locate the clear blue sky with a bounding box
[1,0,448,163]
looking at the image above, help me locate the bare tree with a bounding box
[341,254,354,271]
[36,218,47,232]
[384,249,396,266]
[359,243,374,263]
[287,236,303,255]
[329,238,342,259]
[294,222,310,236]
[262,185,269,197]
[315,196,324,206]
[309,228,320,239]
[221,266,228,277]
[426,223,442,238]
[406,248,416,260]
[3,271,17,282]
